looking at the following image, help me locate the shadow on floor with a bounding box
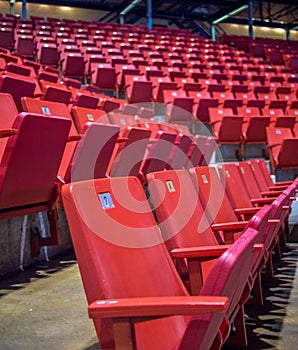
[0,249,77,298]
[223,242,298,350]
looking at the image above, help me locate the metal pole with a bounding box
[286,28,290,40]
[211,23,216,41]
[120,14,124,24]
[147,0,152,30]
[10,0,14,15]
[22,0,27,19]
[248,1,254,38]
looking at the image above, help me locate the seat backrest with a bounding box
[109,127,151,177]
[0,93,18,160]
[266,127,293,148]
[217,116,243,142]
[248,159,271,192]
[21,96,76,134]
[217,163,253,210]
[0,113,71,209]
[65,122,120,183]
[62,176,225,350]
[277,139,298,168]
[167,133,193,170]
[71,106,109,133]
[200,227,259,341]
[147,169,219,278]
[0,75,35,112]
[189,166,238,225]
[235,161,263,199]
[252,159,273,188]
[140,131,177,178]
[21,96,78,181]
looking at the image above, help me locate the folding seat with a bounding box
[36,43,59,67]
[263,108,295,129]
[109,113,138,128]
[141,66,164,79]
[239,107,270,156]
[0,112,71,248]
[71,106,109,133]
[21,97,79,181]
[139,131,177,181]
[60,53,87,83]
[59,44,81,55]
[0,93,19,159]
[267,100,288,113]
[147,169,263,345]
[185,134,209,168]
[163,132,193,170]
[115,64,140,94]
[70,89,99,109]
[150,77,177,103]
[14,35,35,58]
[108,125,151,177]
[0,27,14,49]
[162,89,194,121]
[208,108,243,149]
[190,165,274,301]
[193,97,219,125]
[137,120,161,138]
[90,63,117,93]
[61,176,232,350]
[39,80,72,105]
[4,62,33,77]
[137,107,154,119]
[275,86,295,101]
[266,127,298,173]
[0,75,36,112]
[125,76,153,104]
[173,77,201,94]
[163,67,187,80]
[0,52,22,65]
[216,162,288,273]
[250,159,298,190]
[64,122,120,183]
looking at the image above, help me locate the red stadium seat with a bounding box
[61,176,229,350]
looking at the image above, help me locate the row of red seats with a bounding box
[221,34,298,71]
[61,159,298,349]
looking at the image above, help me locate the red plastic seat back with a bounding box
[189,166,237,224]
[62,177,221,350]
[0,75,35,112]
[140,131,177,178]
[201,227,259,339]
[147,169,219,277]
[217,163,253,210]
[277,139,298,168]
[0,93,18,160]
[71,106,109,133]
[0,113,71,209]
[21,96,78,181]
[65,122,119,183]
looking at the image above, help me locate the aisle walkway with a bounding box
[1,230,298,350]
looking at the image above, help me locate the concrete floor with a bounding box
[1,232,298,350]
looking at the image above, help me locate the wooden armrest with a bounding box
[88,296,228,319]
[250,197,274,204]
[211,221,248,232]
[0,128,18,138]
[234,207,261,215]
[261,191,282,197]
[171,245,231,260]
